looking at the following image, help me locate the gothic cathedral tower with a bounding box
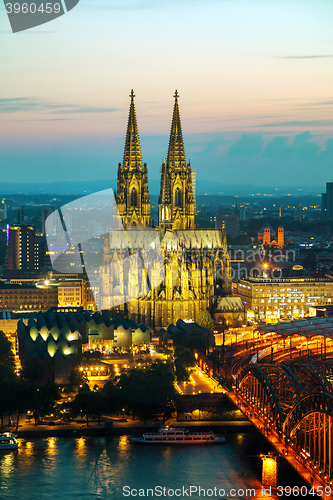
[158,91,195,234]
[115,90,151,228]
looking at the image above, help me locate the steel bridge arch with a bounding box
[268,364,304,399]
[289,364,333,397]
[279,364,305,398]
[283,392,333,436]
[236,364,284,424]
[306,364,333,395]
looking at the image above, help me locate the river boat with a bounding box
[0,432,19,450]
[131,425,225,444]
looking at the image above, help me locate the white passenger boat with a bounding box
[0,432,19,450]
[131,425,225,444]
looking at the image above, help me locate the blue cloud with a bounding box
[228,134,262,158]
[263,136,292,160]
[263,132,321,162]
[202,136,225,154]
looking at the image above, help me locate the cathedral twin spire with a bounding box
[159,90,195,233]
[116,90,195,232]
[115,90,150,228]
[167,90,186,170]
[122,90,143,170]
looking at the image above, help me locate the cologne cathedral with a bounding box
[101,90,231,329]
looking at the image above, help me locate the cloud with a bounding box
[263,136,292,160]
[0,97,119,114]
[263,132,321,162]
[254,119,333,128]
[277,55,333,59]
[292,131,312,148]
[298,100,333,107]
[320,138,333,161]
[202,136,225,154]
[228,134,262,158]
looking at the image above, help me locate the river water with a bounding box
[0,432,305,500]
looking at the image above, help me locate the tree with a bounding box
[100,381,121,416]
[20,359,44,384]
[0,330,15,369]
[68,369,88,392]
[30,385,55,426]
[11,381,34,430]
[116,362,178,423]
[0,366,20,427]
[45,380,61,401]
[70,385,97,426]
[197,309,215,332]
[174,346,196,383]
[0,364,16,383]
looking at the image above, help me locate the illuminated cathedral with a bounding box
[101,90,231,329]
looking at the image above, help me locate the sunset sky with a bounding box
[1,0,333,190]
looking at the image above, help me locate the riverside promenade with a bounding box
[10,416,252,438]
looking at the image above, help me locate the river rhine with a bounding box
[0,432,305,500]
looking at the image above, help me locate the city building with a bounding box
[58,281,82,307]
[7,224,35,271]
[0,273,95,312]
[101,91,231,329]
[16,310,152,382]
[17,311,83,384]
[0,199,7,221]
[34,235,51,270]
[257,224,284,248]
[214,211,240,238]
[233,276,333,321]
[321,182,333,222]
[214,296,246,328]
[42,207,53,236]
[0,282,58,312]
[160,318,215,349]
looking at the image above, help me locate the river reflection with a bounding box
[0,432,306,500]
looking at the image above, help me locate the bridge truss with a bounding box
[236,363,333,481]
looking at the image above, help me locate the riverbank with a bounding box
[11,419,254,438]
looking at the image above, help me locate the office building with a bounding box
[7,224,35,271]
[214,211,240,238]
[322,182,333,222]
[233,277,333,321]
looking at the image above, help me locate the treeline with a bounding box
[170,328,206,383]
[0,331,58,429]
[71,361,179,424]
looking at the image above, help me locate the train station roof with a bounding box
[257,317,333,338]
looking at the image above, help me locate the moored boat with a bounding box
[0,432,19,450]
[131,425,225,444]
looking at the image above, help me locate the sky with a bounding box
[1,0,333,191]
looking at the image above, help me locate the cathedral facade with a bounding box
[101,91,231,329]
